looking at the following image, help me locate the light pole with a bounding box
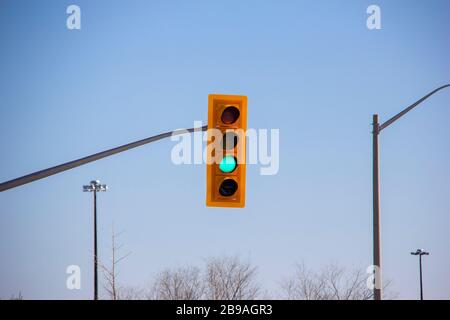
[411,249,429,300]
[372,84,449,300]
[83,180,108,300]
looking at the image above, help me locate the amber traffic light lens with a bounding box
[222,132,238,150]
[221,106,240,124]
[219,179,238,197]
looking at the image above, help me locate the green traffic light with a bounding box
[219,156,237,173]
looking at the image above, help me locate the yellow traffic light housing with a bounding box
[206,94,247,208]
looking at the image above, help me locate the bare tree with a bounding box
[281,263,328,300]
[100,226,131,300]
[150,266,204,300]
[204,256,260,300]
[282,263,395,300]
[145,256,260,300]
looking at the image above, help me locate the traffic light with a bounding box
[206,94,247,208]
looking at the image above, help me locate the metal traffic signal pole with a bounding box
[0,126,207,192]
[372,84,449,300]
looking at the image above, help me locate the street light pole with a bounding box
[371,84,449,300]
[419,253,423,300]
[411,249,429,300]
[83,180,108,300]
[93,188,98,301]
[372,114,381,301]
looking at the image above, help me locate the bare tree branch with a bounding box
[204,256,260,300]
[281,263,396,300]
[150,266,204,300]
[99,225,131,300]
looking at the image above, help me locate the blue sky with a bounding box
[0,0,449,299]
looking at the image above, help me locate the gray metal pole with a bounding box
[0,125,207,192]
[94,189,98,301]
[370,85,448,301]
[372,114,382,300]
[419,254,423,300]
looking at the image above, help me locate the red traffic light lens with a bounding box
[219,179,238,197]
[221,106,240,124]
